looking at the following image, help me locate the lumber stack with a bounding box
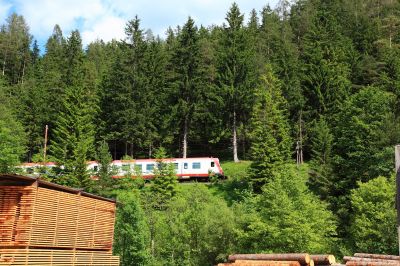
[343,253,400,266]
[0,174,119,266]
[219,253,339,266]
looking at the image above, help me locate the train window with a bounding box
[184,163,188,169]
[122,164,130,171]
[135,164,142,172]
[93,166,98,172]
[174,163,179,169]
[192,162,201,169]
[211,162,215,167]
[146,164,154,171]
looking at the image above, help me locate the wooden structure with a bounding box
[343,253,400,266]
[221,254,340,266]
[0,174,119,266]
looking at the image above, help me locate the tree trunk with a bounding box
[20,60,26,84]
[113,141,116,159]
[233,110,239,163]
[182,116,188,158]
[228,254,310,265]
[149,142,152,158]
[130,142,133,158]
[2,57,6,76]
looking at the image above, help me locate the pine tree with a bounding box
[50,31,96,189]
[217,3,257,162]
[150,147,178,206]
[0,84,26,173]
[249,65,292,189]
[169,17,202,158]
[0,13,32,85]
[93,140,116,196]
[300,5,352,121]
[308,117,334,199]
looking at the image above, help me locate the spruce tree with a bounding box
[249,65,292,189]
[308,117,334,199]
[150,147,178,205]
[93,140,116,197]
[169,17,202,158]
[217,3,257,162]
[0,84,26,173]
[50,30,96,189]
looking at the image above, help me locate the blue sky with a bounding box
[0,0,279,51]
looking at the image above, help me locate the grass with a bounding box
[221,160,252,179]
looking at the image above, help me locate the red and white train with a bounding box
[18,157,224,180]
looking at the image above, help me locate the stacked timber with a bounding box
[219,253,340,266]
[343,253,400,266]
[0,174,119,266]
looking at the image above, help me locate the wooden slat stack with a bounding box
[0,174,119,266]
[343,253,400,266]
[220,253,340,266]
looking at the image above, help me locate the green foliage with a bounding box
[4,1,400,261]
[300,4,352,120]
[152,184,236,266]
[334,87,395,186]
[0,104,26,173]
[249,65,292,189]
[93,140,116,197]
[150,148,178,205]
[349,176,397,254]
[217,3,258,161]
[308,117,334,199]
[235,164,337,253]
[114,191,151,266]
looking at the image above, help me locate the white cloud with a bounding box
[0,0,12,23]
[81,15,126,45]
[4,0,279,48]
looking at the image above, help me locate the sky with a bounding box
[0,0,279,51]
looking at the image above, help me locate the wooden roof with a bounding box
[0,174,116,203]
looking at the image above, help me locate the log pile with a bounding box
[343,253,400,266]
[219,253,341,266]
[0,174,119,266]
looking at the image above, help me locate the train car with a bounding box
[17,162,57,175]
[17,157,224,181]
[111,157,224,180]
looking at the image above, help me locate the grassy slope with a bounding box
[220,160,252,179]
[177,161,252,203]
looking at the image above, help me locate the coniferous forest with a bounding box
[1,0,400,265]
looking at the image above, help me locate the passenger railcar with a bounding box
[18,157,224,180]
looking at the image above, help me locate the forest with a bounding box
[0,0,400,265]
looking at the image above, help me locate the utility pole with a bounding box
[43,125,48,164]
[395,145,400,255]
[296,111,303,166]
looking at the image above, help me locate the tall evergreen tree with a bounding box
[249,65,292,189]
[169,17,202,158]
[300,4,352,122]
[50,30,96,189]
[0,83,26,172]
[0,13,32,85]
[217,3,257,162]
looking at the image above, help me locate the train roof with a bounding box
[18,157,220,167]
[114,157,218,163]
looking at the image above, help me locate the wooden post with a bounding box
[43,125,48,164]
[395,145,400,255]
